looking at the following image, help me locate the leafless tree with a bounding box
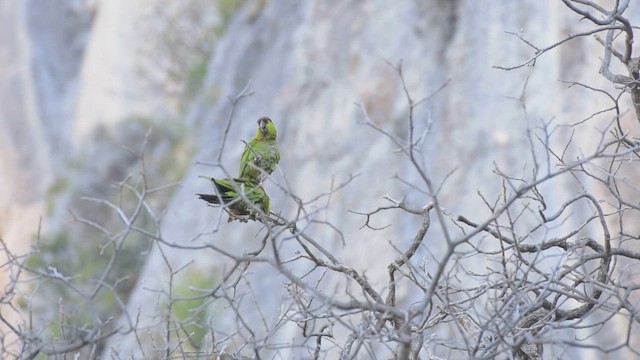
[2,1,640,359]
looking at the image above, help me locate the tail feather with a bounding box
[198,177,267,217]
[197,193,223,205]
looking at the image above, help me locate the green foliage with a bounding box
[181,0,245,100]
[184,57,210,99]
[26,228,145,339]
[171,268,217,350]
[47,177,70,197]
[24,116,194,356]
[45,177,70,215]
[15,296,28,311]
[218,0,244,26]
[143,0,247,107]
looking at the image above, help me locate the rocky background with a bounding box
[1,0,639,358]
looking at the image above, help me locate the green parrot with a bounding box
[197,177,270,221]
[239,116,280,182]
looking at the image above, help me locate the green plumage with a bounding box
[197,177,270,221]
[239,117,280,182]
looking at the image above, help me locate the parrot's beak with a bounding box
[259,120,267,134]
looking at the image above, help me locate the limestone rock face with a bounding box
[0,0,94,261]
[1,0,638,358]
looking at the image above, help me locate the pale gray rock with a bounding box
[1,0,638,359]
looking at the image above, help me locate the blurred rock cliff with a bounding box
[1,0,638,358]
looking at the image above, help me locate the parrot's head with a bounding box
[256,116,277,140]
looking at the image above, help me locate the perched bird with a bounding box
[197,177,270,221]
[239,116,280,182]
